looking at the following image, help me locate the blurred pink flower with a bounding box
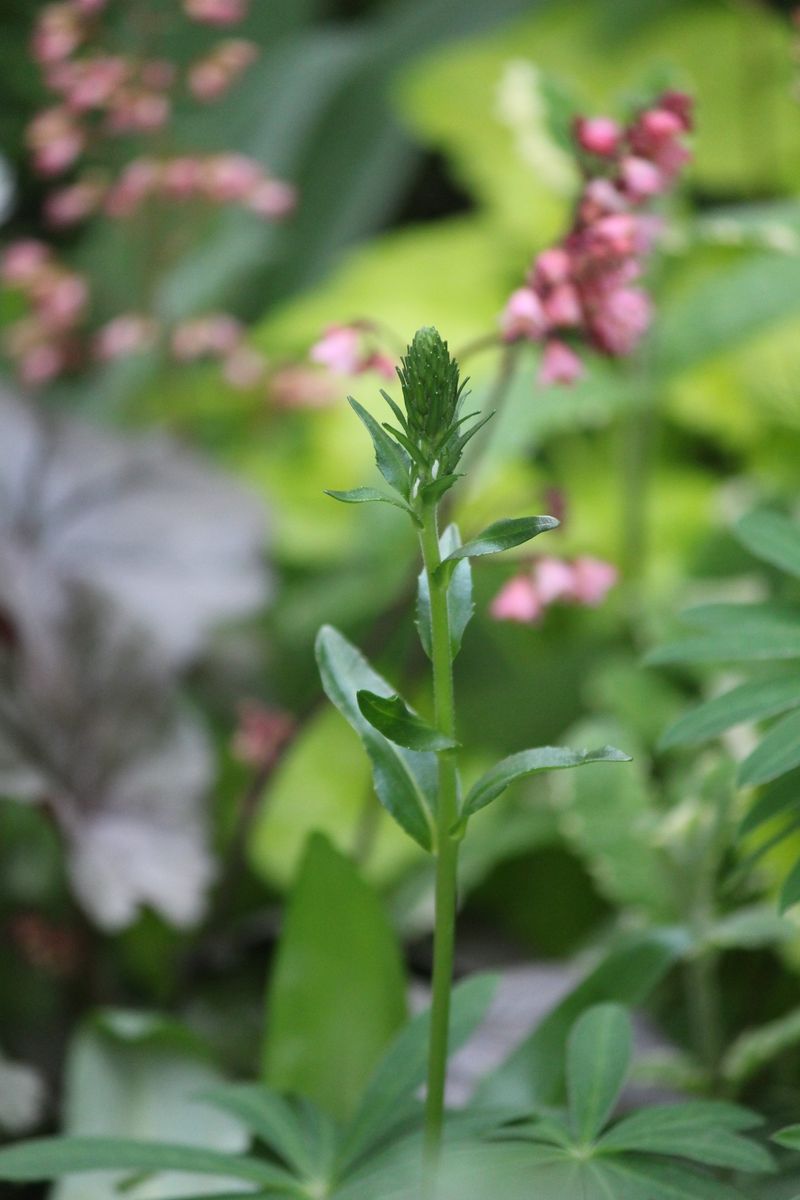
[534,555,576,605]
[571,556,618,606]
[32,4,84,65]
[171,314,242,361]
[232,701,295,770]
[310,325,363,374]
[27,106,85,175]
[268,365,338,409]
[203,152,262,201]
[588,287,652,357]
[620,155,664,201]
[490,575,543,624]
[184,0,249,25]
[246,178,297,219]
[35,273,88,331]
[539,339,584,385]
[188,38,258,101]
[44,179,106,227]
[574,116,621,157]
[222,345,267,390]
[94,313,158,360]
[1,241,51,285]
[501,287,547,342]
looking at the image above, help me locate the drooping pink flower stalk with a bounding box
[309,323,396,380]
[490,554,618,625]
[501,91,693,385]
[103,154,296,222]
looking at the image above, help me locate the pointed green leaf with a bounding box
[264,834,407,1122]
[723,1006,800,1087]
[356,691,457,752]
[646,628,800,665]
[599,1103,772,1171]
[736,510,800,580]
[324,487,418,522]
[338,973,498,1172]
[315,625,436,849]
[348,396,411,498]
[593,1156,752,1199]
[462,745,631,821]
[660,676,800,749]
[740,769,800,835]
[436,514,559,579]
[780,859,800,913]
[0,1138,290,1185]
[567,1004,631,1142]
[774,1124,800,1150]
[417,524,474,661]
[419,474,462,505]
[738,709,800,787]
[197,1085,316,1178]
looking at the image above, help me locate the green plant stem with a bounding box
[419,500,462,1183]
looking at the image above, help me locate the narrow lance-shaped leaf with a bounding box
[646,627,800,665]
[736,510,800,580]
[435,514,559,581]
[347,397,411,499]
[462,745,631,824]
[740,768,800,836]
[324,487,418,523]
[567,1004,631,1142]
[0,1138,294,1186]
[660,675,800,749]
[357,691,458,753]
[197,1085,316,1178]
[598,1103,773,1173]
[315,625,436,850]
[417,524,474,661]
[779,859,800,914]
[737,709,800,787]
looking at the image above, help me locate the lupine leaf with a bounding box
[740,769,800,836]
[347,397,411,499]
[736,511,800,580]
[324,487,417,521]
[590,1156,751,1199]
[356,691,458,752]
[774,1125,800,1150]
[197,1085,316,1178]
[660,676,800,749]
[315,625,436,849]
[599,1104,772,1172]
[738,710,800,787]
[0,1138,290,1185]
[416,524,474,661]
[338,973,498,1172]
[723,1007,800,1087]
[462,745,631,822]
[567,1005,631,1142]
[646,629,800,665]
[780,859,800,913]
[436,514,558,579]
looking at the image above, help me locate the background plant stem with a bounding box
[419,499,461,1183]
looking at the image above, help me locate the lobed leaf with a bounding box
[660,676,800,749]
[567,1005,631,1143]
[315,626,436,849]
[462,745,631,822]
[356,691,457,752]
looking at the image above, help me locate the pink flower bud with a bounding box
[620,155,665,200]
[490,575,543,624]
[35,272,88,330]
[19,343,66,387]
[232,701,295,769]
[75,0,108,12]
[364,352,397,381]
[162,156,202,199]
[104,157,160,216]
[246,178,297,219]
[574,116,622,157]
[639,107,684,141]
[570,556,618,606]
[1,241,51,285]
[538,339,584,386]
[94,313,158,360]
[543,283,582,328]
[44,179,105,227]
[61,56,128,111]
[534,556,576,605]
[27,108,85,176]
[589,287,651,357]
[31,4,84,65]
[531,247,571,287]
[222,345,267,390]
[501,287,547,342]
[309,325,363,375]
[203,153,262,202]
[184,0,249,25]
[188,60,230,101]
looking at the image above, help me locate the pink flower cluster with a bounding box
[170,314,268,390]
[103,154,295,223]
[490,555,618,625]
[1,241,87,385]
[189,39,259,101]
[309,323,396,381]
[501,91,693,385]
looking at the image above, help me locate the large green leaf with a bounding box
[475,930,688,1109]
[315,625,437,849]
[263,834,407,1121]
[356,690,458,752]
[661,677,800,749]
[462,745,631,820]
[338,973,498,1172]
[738,710,800,788]
[566,1005,631,1143]
[416,524,474,661]
[0,1139,291,1186]
[736,511,800,581]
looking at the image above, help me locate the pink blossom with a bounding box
[574,116,621,157]
[222,346,267,390]
[27,107,85,176]
[246,179,297,219]
[534,556,576,605]
[106,90,170,134]
[571,556,618,606]
[188,39,258,100]
[531,247,572,287]
[105,158,160,216]
[19,343,66,387]
[501,287,547,341]
[94,314,158,360]
[309,325,363,374]
[588,287,651,357]
[35,273,88,331]
[202,153,262,202]
[44,179,105,227]
[59,56,128,111]
[75,0,108,12]
[162,156,202,199]
[543,283,582,328]
[1,241,51,285]
[539,339,584,386]
[171,314,242,361]
[184,0,249,25]
[31,4,84,65]
[232,702,294,769]
[490,575,543,624]
[365,352,397,381]
[269,365,338,409]
[620,155,665,201]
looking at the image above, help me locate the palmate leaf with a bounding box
[738,710,800,787]
[660,676,800,749]
[315,625,436,849]
[598,1103,772,1172]
[461,745,631,822]
[567,1005,631,1143]
[347,397,411,499]
[197,1085,319,1179]
[736,511,800,580]
[0,1138,294,1186]
[416,524,474,661]
[356,691,458,752]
